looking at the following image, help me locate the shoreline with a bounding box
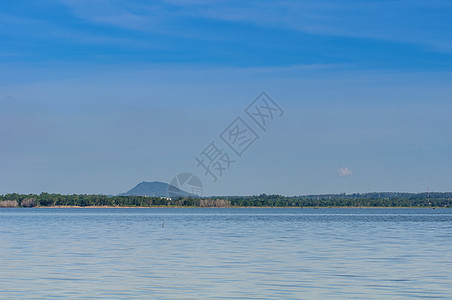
[9,205,448,209]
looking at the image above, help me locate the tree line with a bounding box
[0,193,231,208]
[0,192,450,208]
[225,192,452,207]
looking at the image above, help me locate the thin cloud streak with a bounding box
[58,0,451,52]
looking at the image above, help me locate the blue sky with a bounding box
[0,0,451,196]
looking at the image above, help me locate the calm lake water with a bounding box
[0,208,451,299]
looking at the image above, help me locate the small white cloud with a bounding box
[338,167,353,177]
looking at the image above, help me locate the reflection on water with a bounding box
[0,208,451,299]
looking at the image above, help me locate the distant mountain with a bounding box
[118,181,193,198]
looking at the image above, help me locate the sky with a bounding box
[0,0,451,196]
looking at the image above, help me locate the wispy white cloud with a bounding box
[59,0,162,31]
[53,0,452,52]
[165,0,452,52]
[0,12,168,50]
[338,167,353,177]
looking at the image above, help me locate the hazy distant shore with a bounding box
[1,193,450,208]
[10,205,448,209]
